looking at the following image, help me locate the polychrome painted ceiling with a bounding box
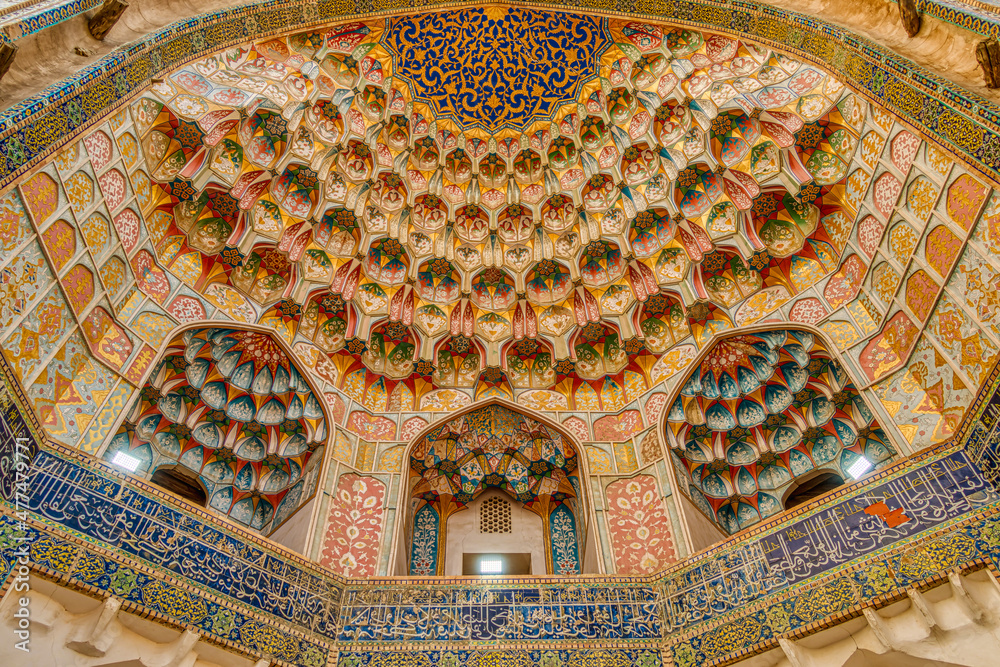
[666,329,892,534]
[382,8,613,133]
[104,327,328,533]
[0,0,993,571]
[130,8,892,413]
[410,402,579,511]
[2,5,992,544]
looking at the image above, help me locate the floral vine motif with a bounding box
[550,504,580,574]
[410,503,439,575]
[383,8,610,132]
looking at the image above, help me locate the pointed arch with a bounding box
[389,397,602,575]
[98,322,334,536]
[659,323,894,536]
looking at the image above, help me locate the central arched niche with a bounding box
[400,401,596,575]
[665,327,894,535]
[445,489,546,575]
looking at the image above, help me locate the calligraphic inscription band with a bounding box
[659,448,997,634]
[762,450,995,584]
[23,450,343,636]
[336,649,663,666]
[964,365,1000,490]
[337,586,662,642]
[0,514,330,667]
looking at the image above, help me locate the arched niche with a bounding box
[663,326,893,536]
[392,399,600,576]
[99,324,332,536]
[782,469,845,509]
[149,464,209,507]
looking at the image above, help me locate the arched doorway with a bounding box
[394,400,599,576]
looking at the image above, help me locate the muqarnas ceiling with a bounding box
[104,327,328,533]
[410,402,580,511]
[666,329,893,534]
[131,9,869,411]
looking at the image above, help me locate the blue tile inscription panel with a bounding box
[337,586,661,642]
[658,449,997,634]
[23,450,343,636]
[14,441,1000,647]
[762,450,993,584]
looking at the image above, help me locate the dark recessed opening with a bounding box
[151,467,207,507]
[462,553,531,576]
[784,472,844,509]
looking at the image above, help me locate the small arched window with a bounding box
[479,496,512,533]
[150,466,208,507]
[784,472,844,509]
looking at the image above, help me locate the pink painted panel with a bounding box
[320,473,386,576]
[606,475,676,574]
[347,411,396,440]
[593,409,643,440]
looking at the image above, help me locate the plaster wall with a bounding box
[443,490,547,576]
[580,512,601,574]
[268,495,315,554]
[676,490,727,553]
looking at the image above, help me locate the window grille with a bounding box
[479,496,511,533]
